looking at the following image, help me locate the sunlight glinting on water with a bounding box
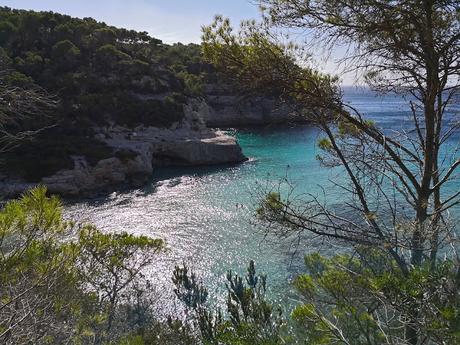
[65,89,460,315]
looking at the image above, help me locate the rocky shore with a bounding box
[0,100,247,198]
[202,84,303,127]
[0,92,300,198]
[0,128,246,198]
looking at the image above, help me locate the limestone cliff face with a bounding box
[151,132,247,166]
[201,84,304,127]
[40,127,244,196]
[0,86,299,198]
[0,101,247,198]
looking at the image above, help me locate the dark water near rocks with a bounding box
[66,87,460,314]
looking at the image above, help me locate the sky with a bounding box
[3,0,260,44]
[2,0,354,84]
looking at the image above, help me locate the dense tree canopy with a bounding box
[0,7,208,180]
[0,7,200,127]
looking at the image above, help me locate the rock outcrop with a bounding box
[202,84,304,127]
[0,87,300,198]
[40,153,153,196]
[0,103,247,198]
[104,126,246,167]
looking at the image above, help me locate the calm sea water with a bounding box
[65,88,460,314]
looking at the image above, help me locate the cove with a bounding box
[65,88,460,314]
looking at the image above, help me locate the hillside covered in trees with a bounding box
[0,7,210,181]
[0,6,207,125]
[1,1,460,344]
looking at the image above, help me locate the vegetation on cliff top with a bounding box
[2,1,460,343]
[0,6,207,180]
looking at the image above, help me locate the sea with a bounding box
[65,87,460,315]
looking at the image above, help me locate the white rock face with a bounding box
[0,84,301,198]
[0,104,247,198]
[202,84,304,127]
[42,126,245,196]
[41,154,153,196]
[152,131,246,166]
[105,126,246,167]
[1,96,289,198]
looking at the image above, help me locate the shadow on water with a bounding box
[151,162,246,184]
[65,160,254,207]
[62,90,460,315]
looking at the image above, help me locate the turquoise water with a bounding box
[66,89,460,314]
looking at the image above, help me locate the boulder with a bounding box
[0,99,249,198]
[152,132,246,166]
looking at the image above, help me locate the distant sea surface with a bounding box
[66,87,460,313]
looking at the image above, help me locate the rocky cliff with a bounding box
[0,129,245,197]
[0,100,247,198]
[0,8,302,199]
[0,85,302,198]
[202,84,304,127]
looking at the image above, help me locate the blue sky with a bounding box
[3,0,354,84]
[3,0,260,43]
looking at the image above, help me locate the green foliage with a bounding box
[0,19,16,45]
[173,265,209,309]
[50,40,81,73]
[256,192,288,224]
[0,187,165,344]
[1,69,34,87]
[204,4,460,345]
[317,138,333,151]
[95,44,131,69]
[0,7,211,179]
[52,40,80,58]
[93,27,117,45]
[114,320,198,345]
[4,187,458,344]
[0,6,202,121]
[202,17,293,99]
[0,187,80,343]
[337,119,375,138]
[17,51,44,75]
[292,251,460,345]
[173,260,285,345]
[202,16,339,109]
[77,225,163,338]
[179,71,204,96]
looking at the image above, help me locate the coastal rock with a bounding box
[40,154,153,196]
[152,131,246,166]
[0,180,37,199]
[0,122,247,197]
[104,125,247,167]
[42,157,95,196]
[1,96,272,198]
[202,84,303,127]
